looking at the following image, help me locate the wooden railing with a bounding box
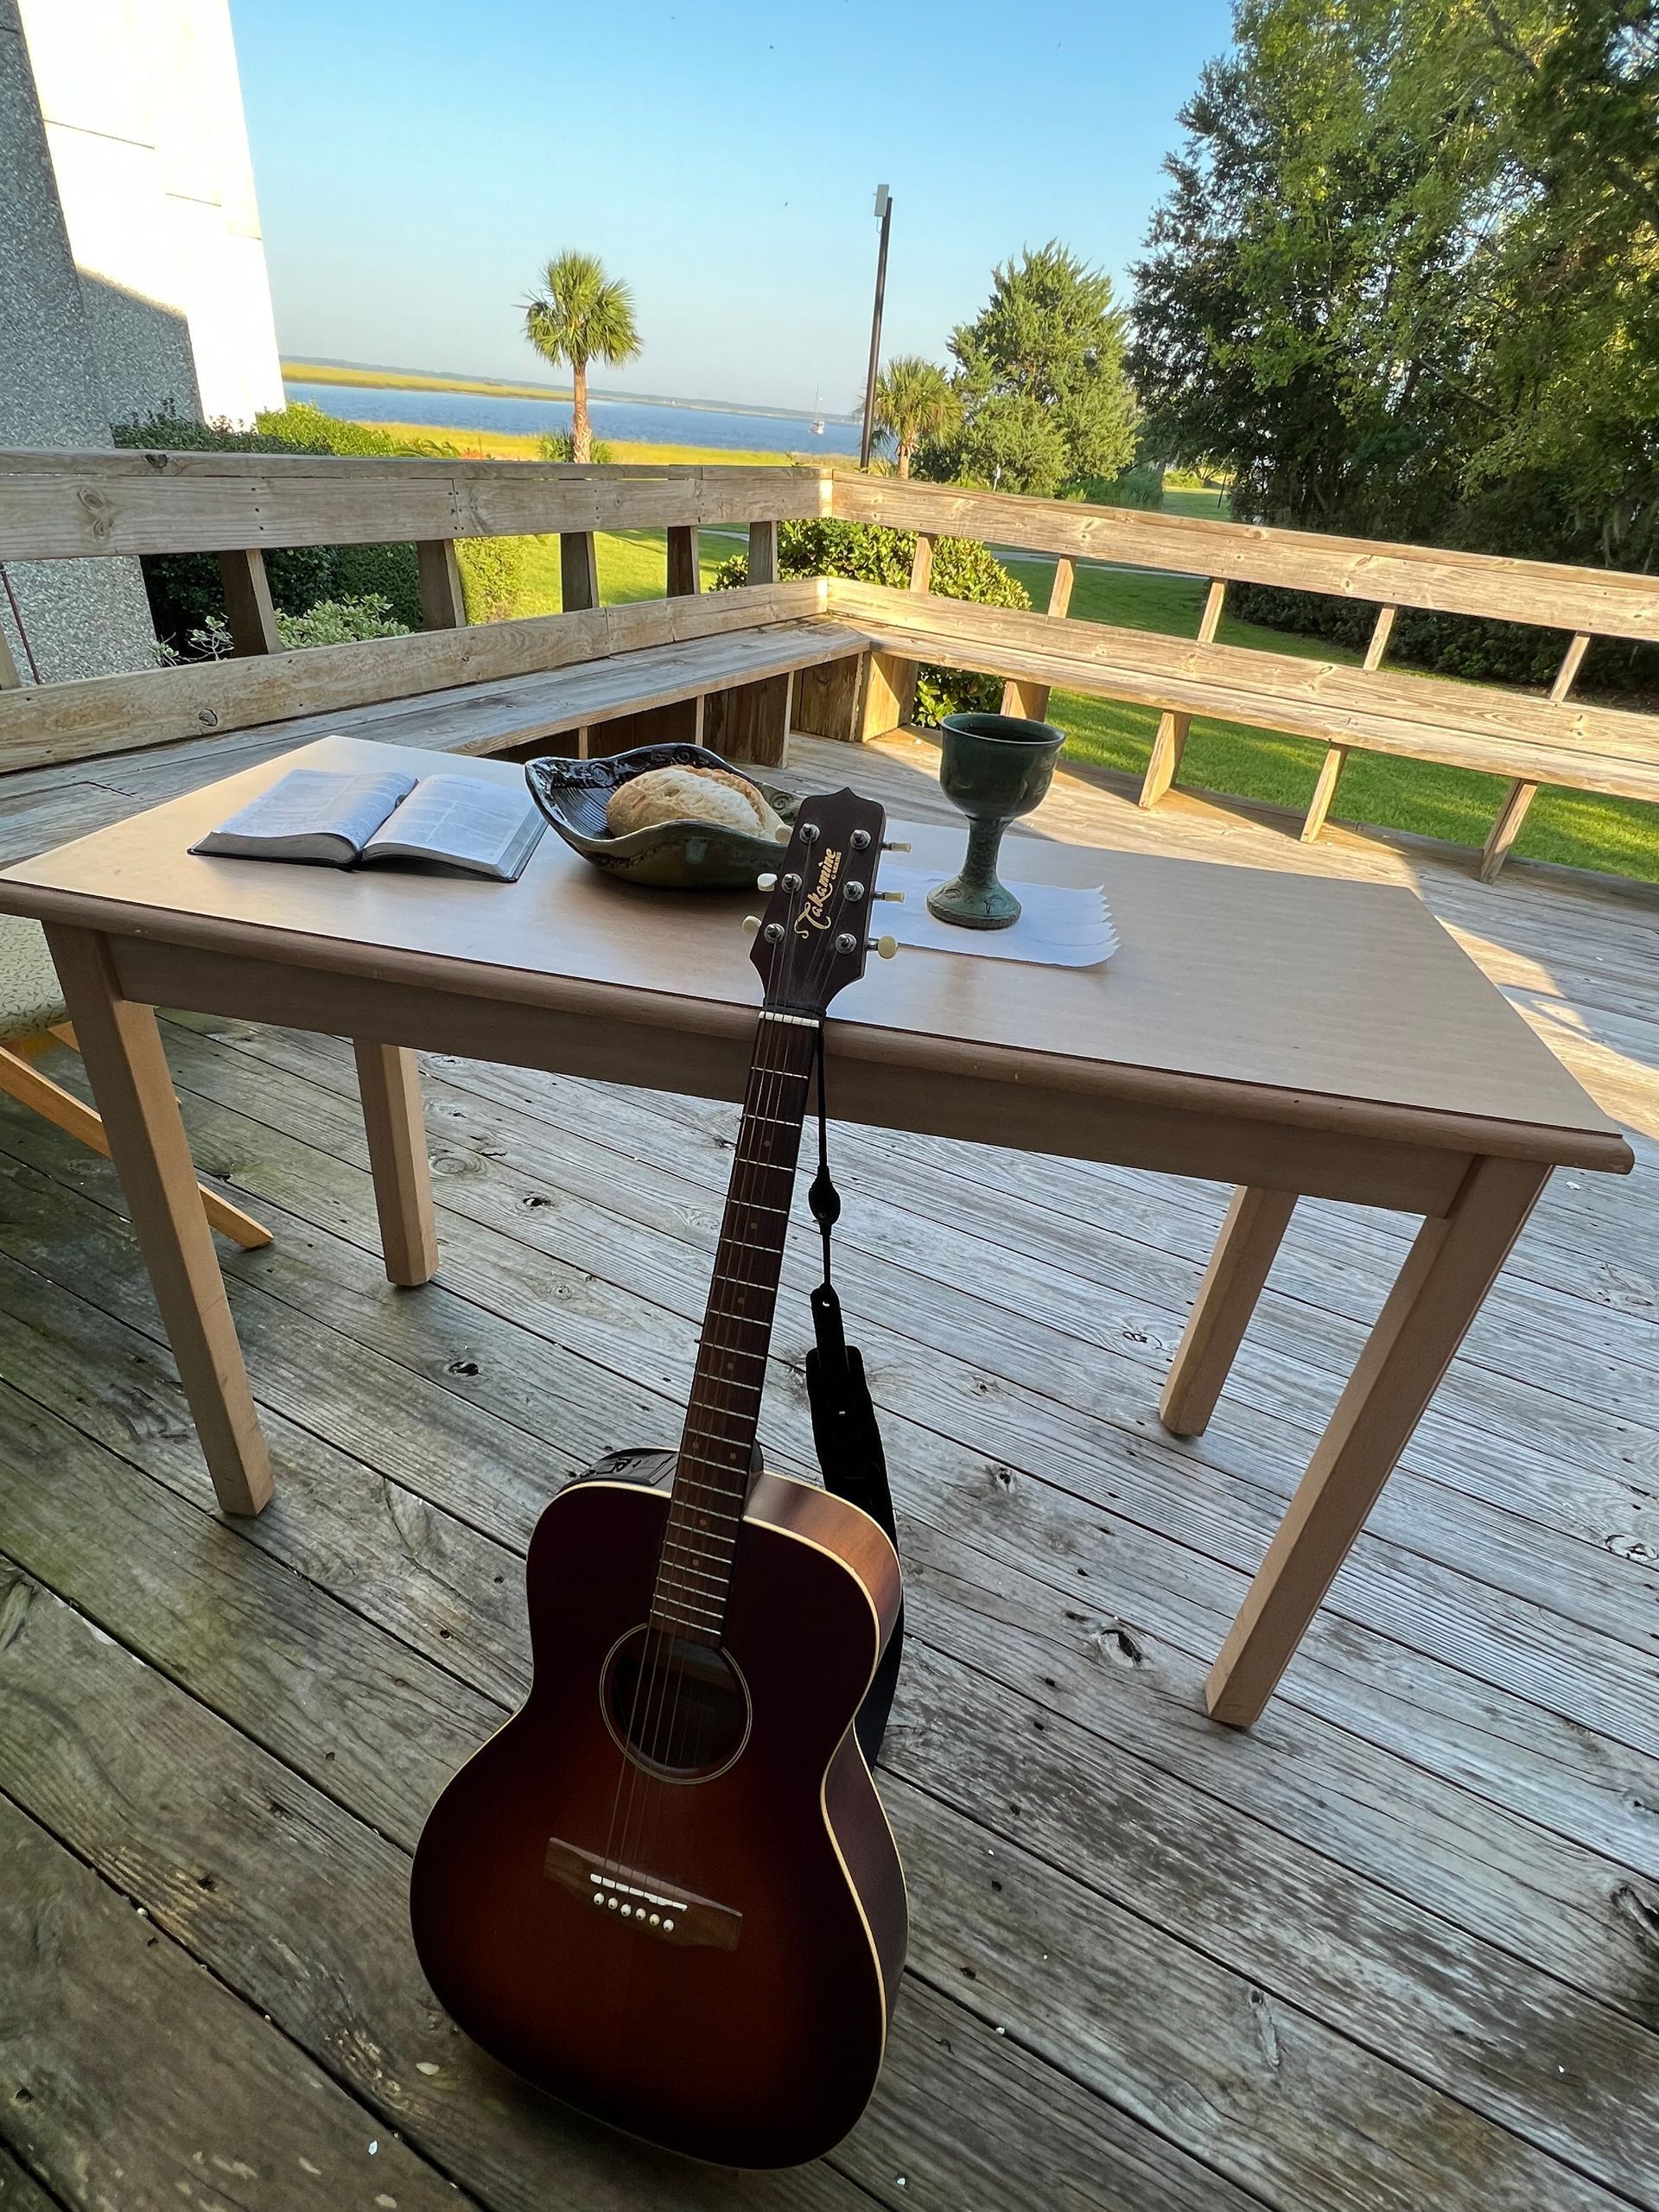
[3,449,1656,875]
[0,454,832,768]
[829,474,1659,874]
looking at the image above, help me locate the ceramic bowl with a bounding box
[524,744,797,889]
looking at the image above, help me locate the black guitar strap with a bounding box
[805,1025,903,1767]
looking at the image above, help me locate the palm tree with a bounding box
[872,356,960,478]
[524,251,642,464]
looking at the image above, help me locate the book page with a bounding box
[196,768,418,858]
[361,774,545,879]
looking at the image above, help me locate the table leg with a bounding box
[1205,1154,1548,1728]
[45,927,272,1517]
[353,1041,439,1287]
[1160,1186,1296,1438]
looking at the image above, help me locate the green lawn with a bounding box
[998,549,1659,884]
[499,525,747,614]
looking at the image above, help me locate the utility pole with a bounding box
[859,184,892,471]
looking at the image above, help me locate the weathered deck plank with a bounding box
[0,1562,1254,2212]
[3,1123,1654,2032]
[0,2144,62,2212]
[0,1789,477,2212]
[126,1021,1659,1771]
[1,1130,1657,2205]
[2,726,1656,2209]
[4,1041,1658,1889]
[0,1364,1647,2212]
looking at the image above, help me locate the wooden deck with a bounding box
[2,728,1657,2212]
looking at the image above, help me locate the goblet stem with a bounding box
[963,816,1008,899]
[926,810,1023,928]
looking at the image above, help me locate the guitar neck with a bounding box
[651,1010,821,1642]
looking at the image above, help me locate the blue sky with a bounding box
[232,0,1234,413]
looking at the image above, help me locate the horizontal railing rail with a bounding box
[832,476,1659,646]
[0,580,829,773]
[0,451,830,562]
[5,448,1656,644]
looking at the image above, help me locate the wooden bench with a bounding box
[0,450,874,863]
[833,480,1659,881]
[0,449,849,769]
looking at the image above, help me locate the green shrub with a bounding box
[711,518,1029,724]
[537,431,617,465]
[1073,462,1165,510]
[275,594,410,649]
[455,537,533,623]
[1229,582,1573,687]
[113,407,447,648]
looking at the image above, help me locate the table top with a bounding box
[0,734,1627,1169]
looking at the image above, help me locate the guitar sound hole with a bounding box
[602,1626,751,1781]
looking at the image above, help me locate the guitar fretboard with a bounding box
[652,1010,821,1642]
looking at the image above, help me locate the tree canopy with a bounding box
[1130,0,1659,582]
[918,243,1139,495]
[524,251,641,465]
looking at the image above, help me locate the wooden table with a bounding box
[0,735,1631,1726]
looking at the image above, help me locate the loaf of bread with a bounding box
[606,765,788,841]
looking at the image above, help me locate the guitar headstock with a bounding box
[746,787,902,1014]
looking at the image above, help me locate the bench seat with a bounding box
[307,615,870,765]
[0,614,868,869]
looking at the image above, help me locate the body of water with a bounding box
[284,380,863,457]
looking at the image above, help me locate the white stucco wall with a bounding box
[17,0,283,429]
[0,0,158,680]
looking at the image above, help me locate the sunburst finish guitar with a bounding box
[410,788,907,2168]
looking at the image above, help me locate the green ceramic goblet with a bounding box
[927,711,1065,930]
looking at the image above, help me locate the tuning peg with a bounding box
[882,840,912,854]
[872,889,905,903]
[742,914,761,936]
[756,872,778,892]
[871,935,899,960]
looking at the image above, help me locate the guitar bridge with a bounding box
[544,1836,742,1952]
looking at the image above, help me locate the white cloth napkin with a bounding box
[877,867,1117,969]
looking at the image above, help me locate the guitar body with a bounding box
[410,1469,906,2169]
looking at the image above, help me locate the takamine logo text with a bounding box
[794,846,842,936]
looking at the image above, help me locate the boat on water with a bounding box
[810,386,825,437]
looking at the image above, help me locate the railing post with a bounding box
[1304,603,1395,842]
[1479,631,1591,882]
[856,531,935,741]
[747,520,780,588]
[217,550,282,655]
[1001,556,1074,721]
[560,532,600,613]
[666,525,700,598]
[416,539,467,630]
[1139,577,1225,808]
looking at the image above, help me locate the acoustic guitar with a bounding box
[410,786,907,2168]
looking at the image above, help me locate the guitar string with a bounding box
[619,998,814,1891]
[600,824,873,1913]
[626,1001,818,1892]
[632,871,851,1852]
[606,1007,805,1902]
[624,974,834,1906]
[600,911,816,1890]
[593,1019,788,1888]
[615,862,848,1894]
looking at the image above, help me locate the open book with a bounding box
[192,767,547,882]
